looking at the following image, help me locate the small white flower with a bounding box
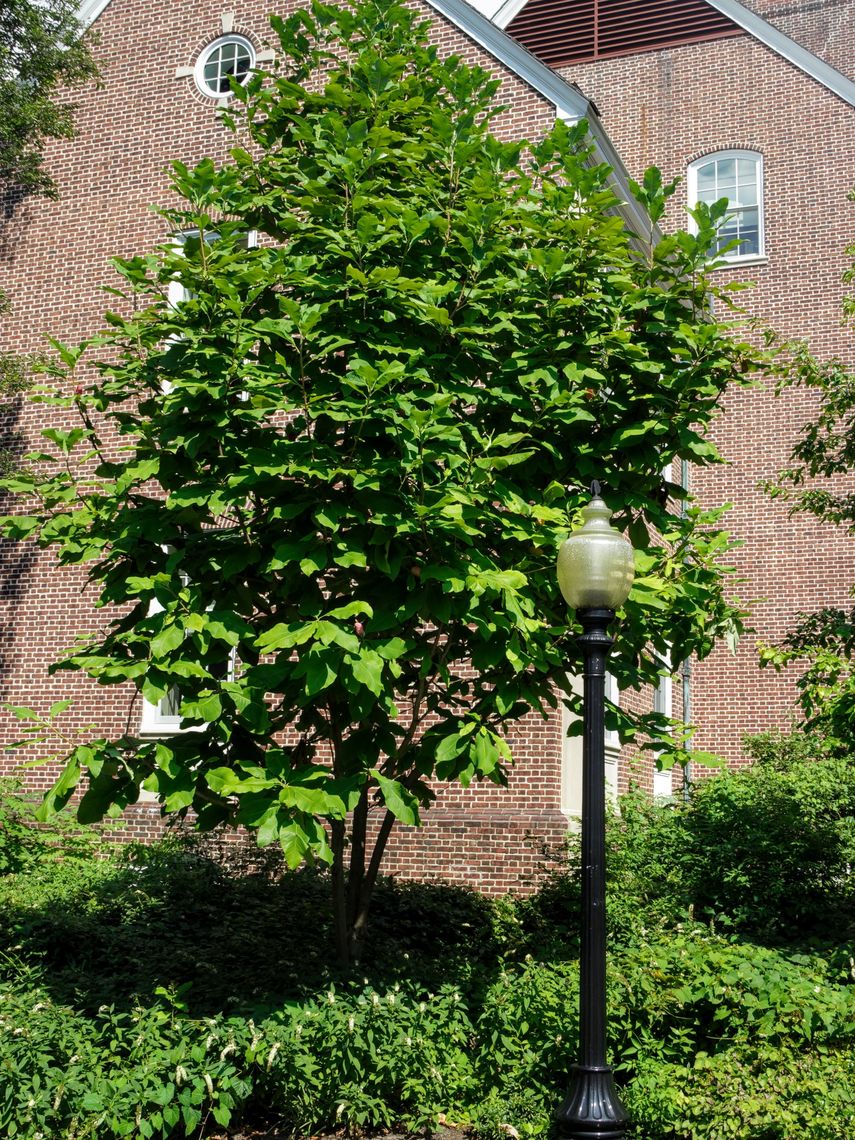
[266,1041,281,1071]
[371,993,380,1007]
[348,1016,355,1031]
[175,1065,188,1085]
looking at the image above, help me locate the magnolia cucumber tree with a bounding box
[2,0,766,964]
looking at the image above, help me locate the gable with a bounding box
[505,0,743,68]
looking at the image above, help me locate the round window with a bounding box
[195,35,255,99]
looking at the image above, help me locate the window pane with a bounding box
[737,159,757,186]
[736,208,760,255]
[161,686,181,717]
[697,162,717,192]
[698,186,721,204]
[716,157,735,182]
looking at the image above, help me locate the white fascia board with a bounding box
[425,0,590,118]
[587,120,654,243]
[77,0,113,27]
[492,0,531,29]
[466,0,508,17]
[708,0,855,108]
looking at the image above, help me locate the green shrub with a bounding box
[0,836,337,1012]
[0,980,252,1138]
[475,960,578,1101]
[683,747,855,940]
[626,1044,855,1139]
[255,981,475,1133]
[0,758,851,1139]
[0,777,102,876]
[597,733,855,944]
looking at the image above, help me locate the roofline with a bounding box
[489,0,855,110]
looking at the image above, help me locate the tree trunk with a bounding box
[330,794,398,969]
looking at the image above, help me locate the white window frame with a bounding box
[139,570,235,737]
[561,672,620,822]
[687,149,765,263]
[194,35,256,101]
[652,659,674,799]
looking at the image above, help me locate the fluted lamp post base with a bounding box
[556,1065,629,1139]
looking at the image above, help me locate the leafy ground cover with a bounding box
[0,732,852,1138]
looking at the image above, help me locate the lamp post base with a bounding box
[555,1065,629,1140]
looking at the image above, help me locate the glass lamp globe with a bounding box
[557,493,635,611]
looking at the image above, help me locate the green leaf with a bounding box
[36,751,81,820]
[371,771,421,826]
[151,623,185,658]
[349,650,384,696]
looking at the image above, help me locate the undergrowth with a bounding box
[0,731,851,1138]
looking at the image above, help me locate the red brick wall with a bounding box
[739,0,855,81]
[0,0,566,891]
[560,25,855,763]
[4,0,852,892]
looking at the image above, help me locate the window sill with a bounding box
[707,255,769,271]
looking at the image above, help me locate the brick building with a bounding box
[480,0,855,781]
[0,0,853,890]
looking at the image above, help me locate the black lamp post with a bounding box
[555,483,634,1140]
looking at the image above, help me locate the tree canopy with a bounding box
[2,0,768,962]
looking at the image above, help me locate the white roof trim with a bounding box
[705,0,855,108]
[425,0,590,119]
[492,0,530,28]
[77,0,113,25]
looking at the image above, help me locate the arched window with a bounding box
[688,150,764,261]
